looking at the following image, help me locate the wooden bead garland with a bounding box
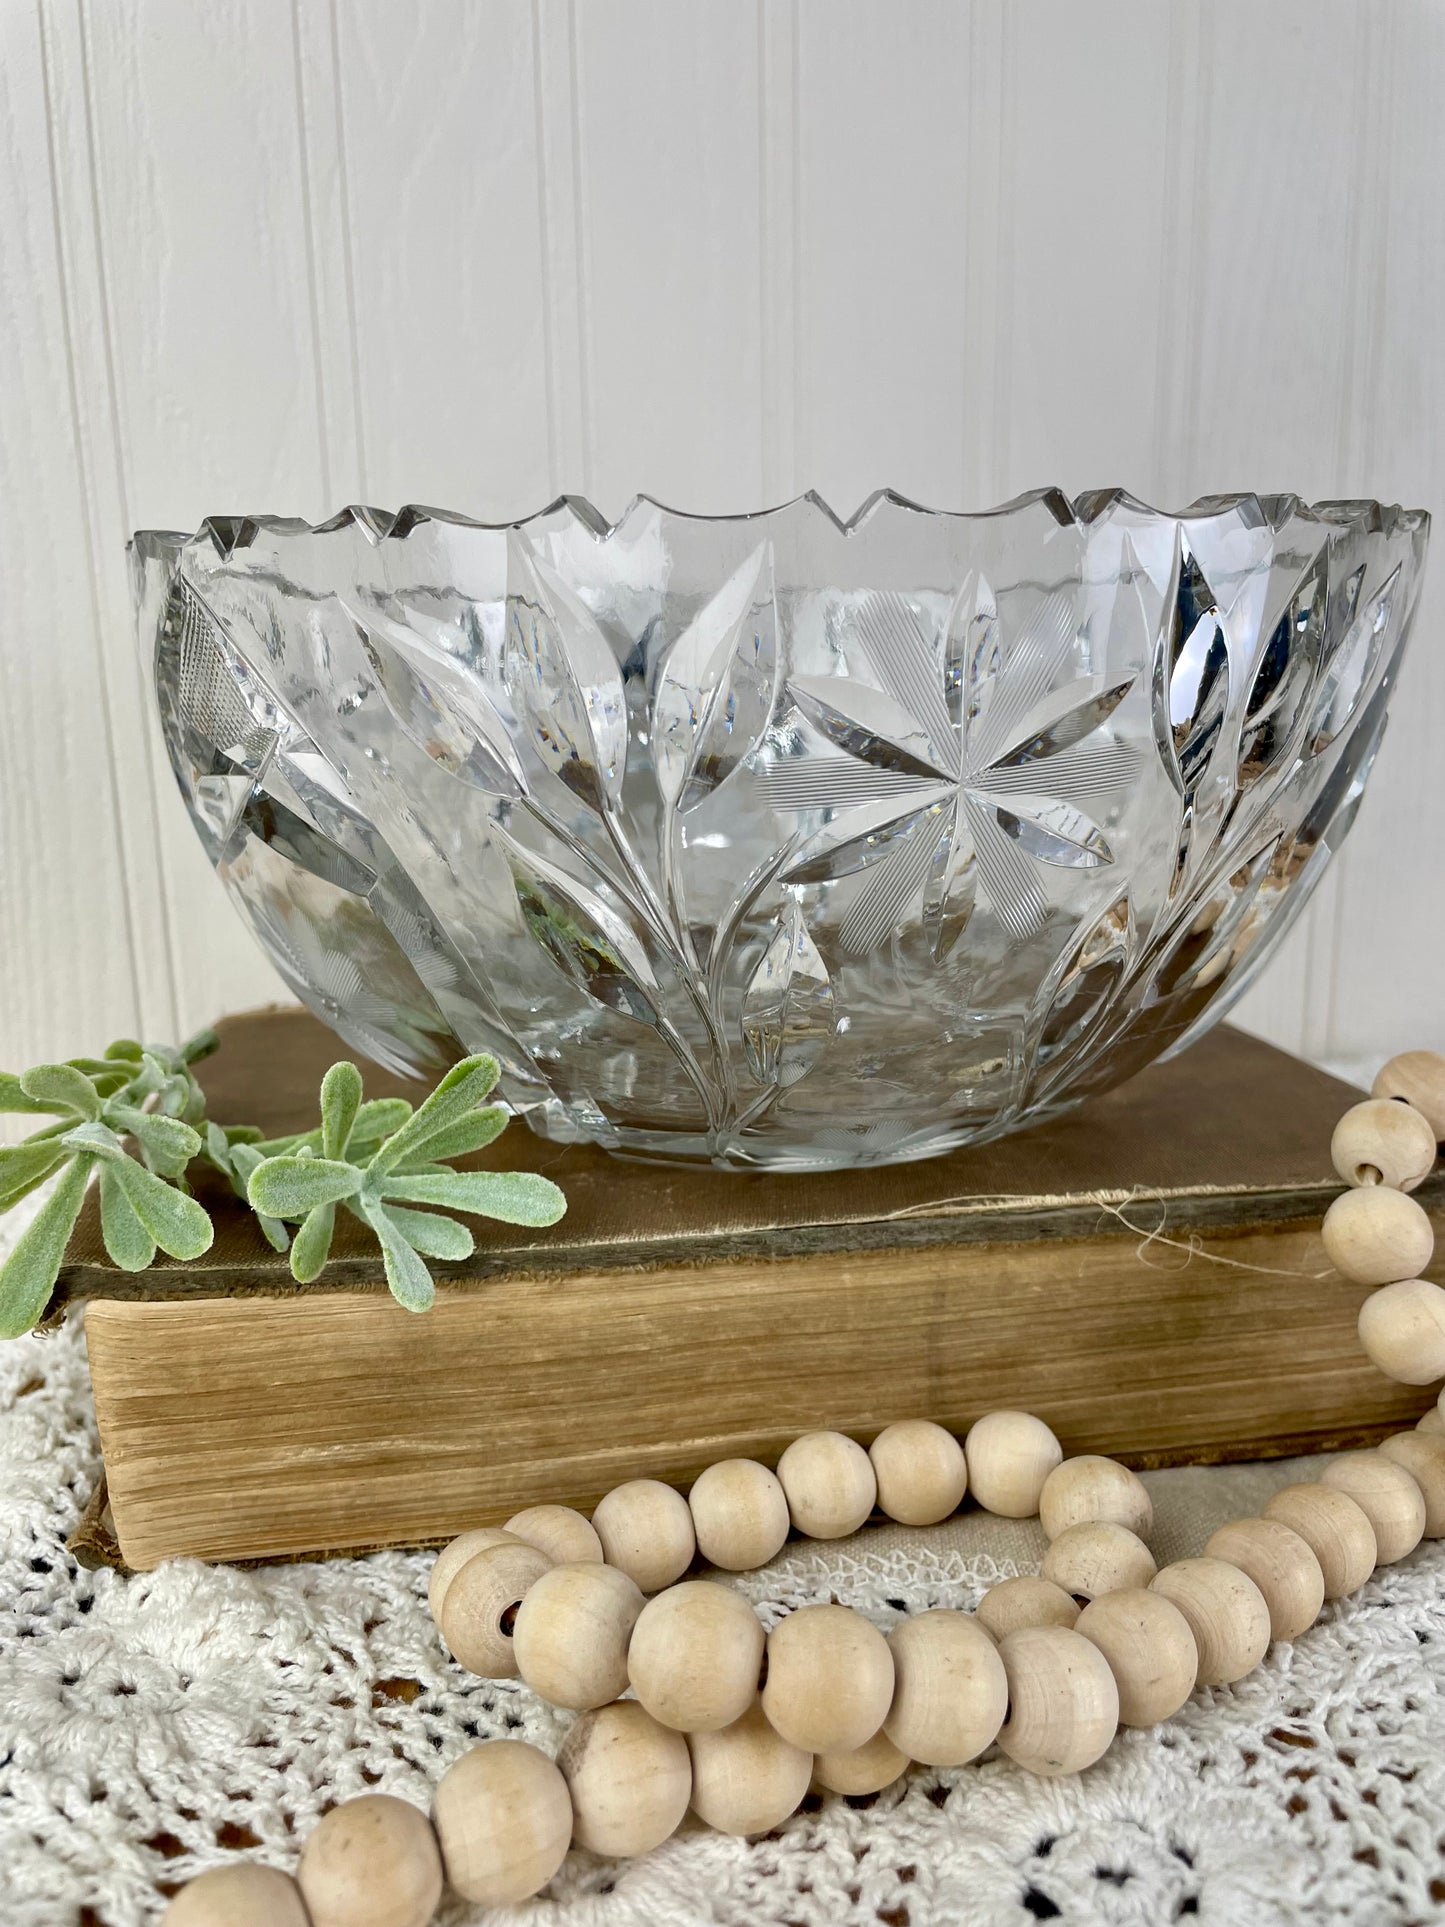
[964,1410,1063,1517]
[687,1702,814,1836]
[775,1429,877,1538]
[1073,1588,1197,1728]
[1149,1557,1271,1686]
[511,1561,644,1710]
[687,1457,790,1570]
[503,1503,604,1566]
[996,1626,1119,1774]
[1202,1517,1324,1642]
[438,1541,550,1679]
[627,1578,765,1732]
[1039,1454,1153,1542]
[169,1037,1445,1919]
[1040,1521,1158,1601]
[1372,1047,1445,1139]
[883,1609,1008,1766]
[591,1479,696,1593]
[556,1700,691,1858]
[761,1602,895,1754]
[1320,1451,1426,1564]
[431,1738,572,1905]
[975,1574,1079,1638]
[868,1417,969,1524]
[297,1794,443,1927]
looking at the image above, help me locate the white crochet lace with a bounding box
[1,1303,1441,1924]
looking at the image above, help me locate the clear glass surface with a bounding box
[134,488,1429,1169]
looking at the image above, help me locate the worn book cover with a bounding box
[57,1008,1439,1568]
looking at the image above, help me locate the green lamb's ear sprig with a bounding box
[0,1032,219,1339]
[246,1054,565,1312]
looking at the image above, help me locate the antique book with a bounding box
[54,1007,1439,1570]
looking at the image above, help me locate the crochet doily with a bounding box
[1,1297,1442,1924]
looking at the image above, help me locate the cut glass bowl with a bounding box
[134,489,1429,1170]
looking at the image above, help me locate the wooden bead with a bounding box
[428,1527,525,1624]
[868,1419,969,1525]
[297,1795,442,1927]
[557,1700,691,1858]
[1149,1558,1271,1686]
[761,1603,894,1753]
[1041,1523,1157,1602]
[775,1432,877,1539]
[432,1740,571,1905]
[688,1459,790,1571]
[439,1542,550,1679]
[964,1411,1063,1518]
[1358,1278,1445,1384]
[812,1727,911,1795]
[1419,1404,1445,1435]
[511,1561,644,1710]
[1074,1588,1197,1728]
[1321,1451,1426,1564]
[1320,1186,1434,1286]
[1203,1517,1324,1641]
[591,1480,696,1594]
[1040,1456,1153,1542]
[628,1579,765,1732]
[162,1865,310,1927]
[503,1504,604,1565]
[1378,1431,1445,1536]
[883,1609,1008,1766]
[687,1701,812,1836]
[975,1576,1079,1640]
[1373,1049,1445,1140]
[1264,1482,1377,1598]
[1331,1098,1437,1191]
[996,1626,1119,1775]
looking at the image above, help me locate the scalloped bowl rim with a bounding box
[132,485,1431,554]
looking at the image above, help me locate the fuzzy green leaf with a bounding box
[99,1164,157,1271]
[58,1121,127,1163]
[19,1064,101,1120]
[104,1038,145,1062]
[180,1029,220,1064]
[392,1105,510,1171]
[0,1139,72,1210]
[105,1106,202,1178]
[246,1155,362,1219]
[0,1074,54,1116]
[381,1205,475,1262]
[320,1061,364,1161]
[377,1167,566,1226]
[225,1142,290,1251]
[222,1124,263,1146]
[365,1055,500,1179]
[0,1155,91,1338]
[109,1157,214,1261]
[290,1201,336,1282]
[357,1200,436,1312]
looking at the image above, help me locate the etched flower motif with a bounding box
[763,585,1138,956]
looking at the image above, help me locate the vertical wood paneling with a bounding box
[571,0,766,519]
[793,0,972,516]
[1,0,1440,1084]
[330,0,552,515]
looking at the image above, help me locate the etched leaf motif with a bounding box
[1308,564,1398,756]
[349,603,525,798]
[654,543,775,810]
[496,832,659,1024]
[1236,550,1327,790]
[788,676,950,781]
[921,801,976,963]
[780,791,951,886]
[741,898,836,1088]
[505,537,628,811]
[1159,540,1230,792]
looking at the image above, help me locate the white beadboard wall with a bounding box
[1,0,1442,1089]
